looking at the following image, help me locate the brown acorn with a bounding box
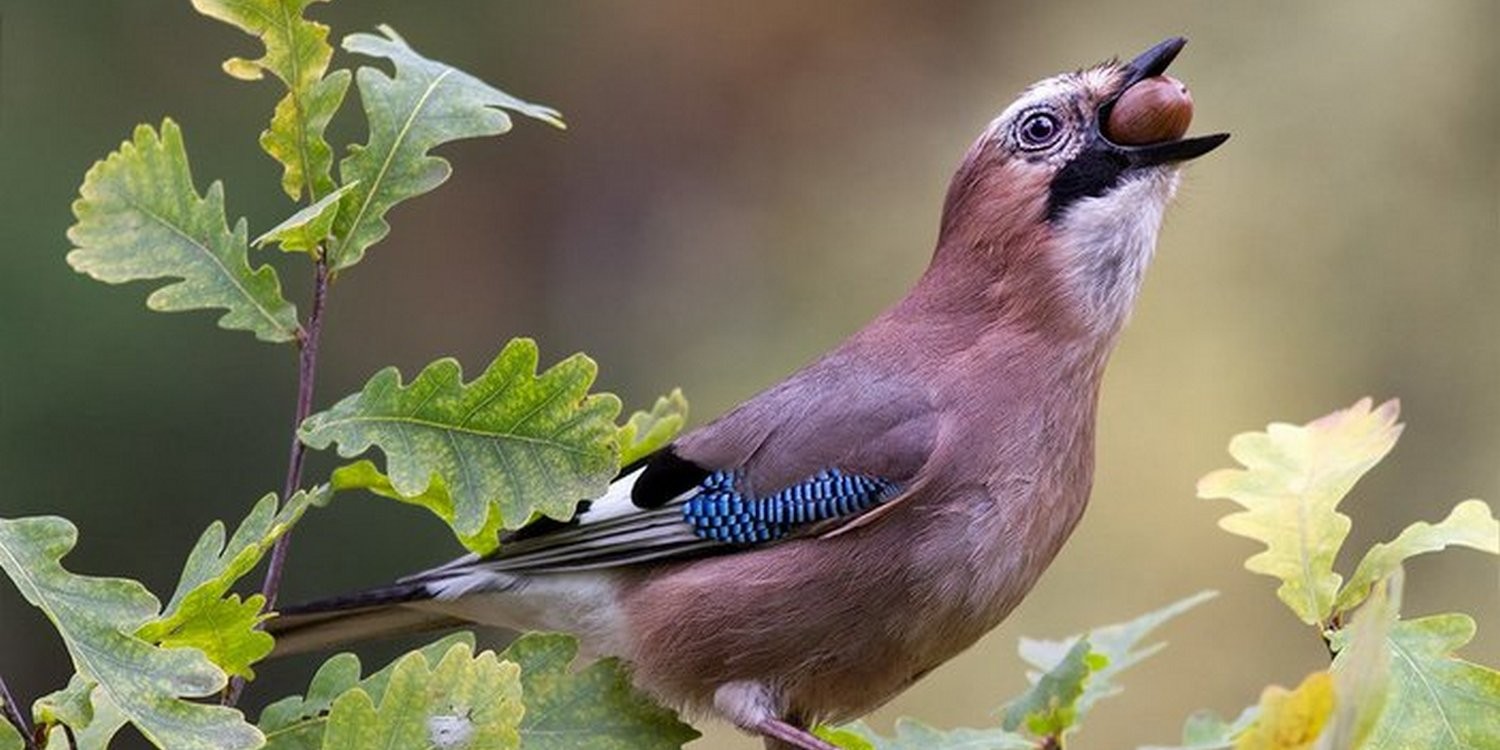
[1105,75,1193,145]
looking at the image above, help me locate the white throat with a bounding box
[1053,168,1179,336]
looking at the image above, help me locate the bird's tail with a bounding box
[266,582,464,658]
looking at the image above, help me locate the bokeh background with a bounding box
[1,1,1495,747]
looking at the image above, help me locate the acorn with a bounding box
[1105,75,1193,145]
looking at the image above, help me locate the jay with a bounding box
[271,37,1227,750]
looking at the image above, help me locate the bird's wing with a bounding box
[404,356,939,586]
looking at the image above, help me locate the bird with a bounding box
[270,37,1228,750]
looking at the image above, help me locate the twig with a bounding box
[0,672,40,750]
[261,257,330,610]
[225,255,332,707]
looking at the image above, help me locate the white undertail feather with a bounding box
[390,468,685,659]
[414,574,631,659]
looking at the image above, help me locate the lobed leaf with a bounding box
[321,642,523,750]
[1334,499,1498,615]
[501,632,699,749]
[0,516,261,749]
[1359,613,1500,750]
[818,725,878,750]
[34,676,131,750]
[1199,398,1402,625]
[153,489,326,626]
[192,0,350,200]
[1139,707,1260,750]
[999,638,1097,737]
[136,488,328,678]
[1049,590,1216,717]
[260,632,475,750]
[38,687,128,750]
[149,594,273,681]
[330,460,501,554]
[193,0,331,88]
[1321,572,1399,750]
[1008,590,1217,740]
[0,720,19,750]
[66,119,300,343]
[618,389,690,467]
[300,339,622,535]
[254,182,358,254]
[823,719,1032,750]
[263,72,352,200]
[32,674,94,735]
[1234,672,1335,750]
[329,25,563,270]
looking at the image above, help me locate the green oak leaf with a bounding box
[39,687,129,750]
[1005,591,1216,740]
[150,594,272,681]
[301,338,622,535]
[151,489,324,624]
[136,488,328,678]
[321,642,523,750]
[259,654,360,746]
[0,688,22,750]
[1359,613,1500,750]
[33,674,94,735]
[0,720,19,750]
[818,724,878,750]
[0,516,261,750]
[260,632,475,750]
[618,389,689,467]
[1199,398,1402,625]
[1139,707,1260,750]
[329,25,564,270]
[501,632,699,749]
[1037,590,1217,719]
[822,719,1032,750]
[999,638,1098,737]
[358,632,480,707]
[1333,499,1498,615]
[66,119,300,343]
[193,0,331,89]
[34,676,132,750]
[191,0,350,200]
[1322,572,1399,750]
[254,182,358,254]
[263,71,352,200]
[331,460,502,554]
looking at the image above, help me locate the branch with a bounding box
[261,256,329,609]
[0,671,40,750]
[225,255,331,707]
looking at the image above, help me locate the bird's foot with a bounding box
[714,680,835,750]
[755,718,836,750]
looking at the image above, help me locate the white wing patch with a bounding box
[574,467,646,525]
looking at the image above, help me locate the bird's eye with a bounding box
[1016,112,1063,150]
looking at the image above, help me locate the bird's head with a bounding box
[932,38,1227,338]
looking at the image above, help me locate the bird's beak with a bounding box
[1099,37,1229,168]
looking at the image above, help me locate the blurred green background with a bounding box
[1,1,1495,747]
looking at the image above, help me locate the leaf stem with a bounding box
[226,255,331,707]
[0,671,39,750]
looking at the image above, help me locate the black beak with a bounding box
[1119,36,1188,92]
[1046,37,1228,220]
[1098,37,1229,168]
